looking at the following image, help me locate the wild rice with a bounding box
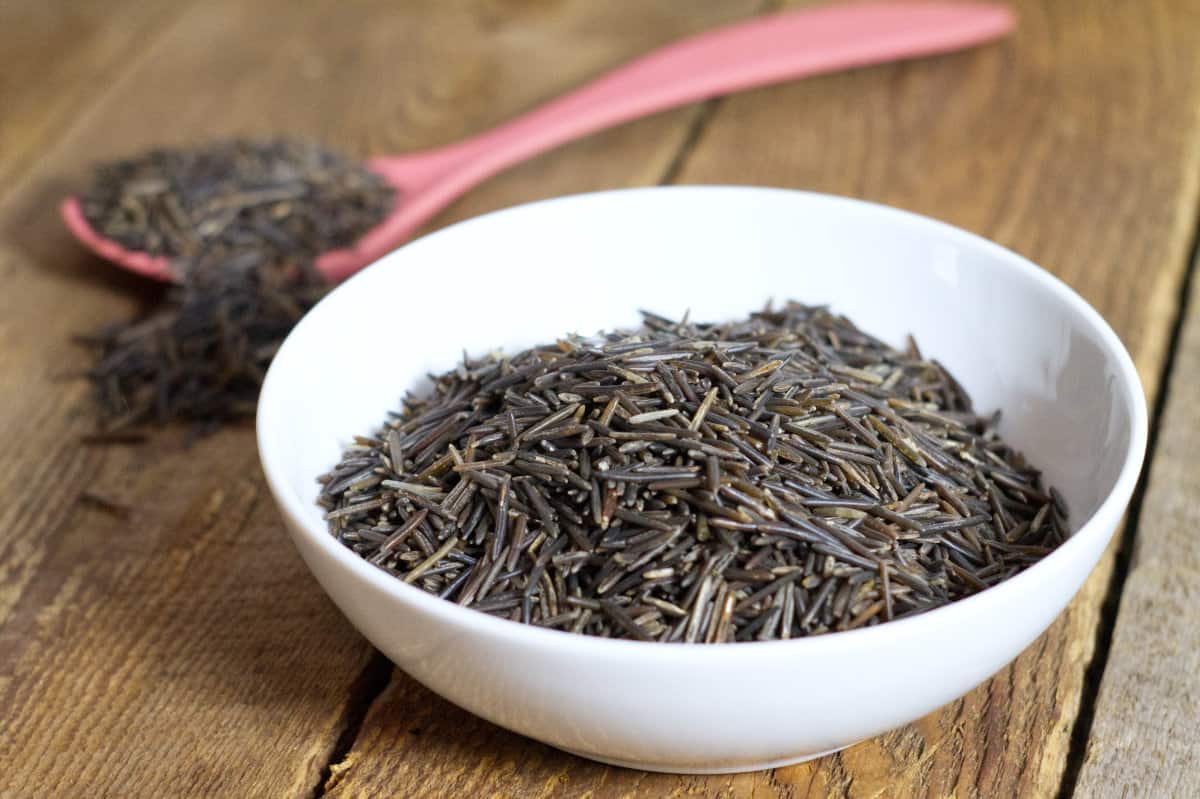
[319,302,1067,642]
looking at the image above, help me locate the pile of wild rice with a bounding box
[77,139,394,430]
[80,138,394,263]
[77,252,327,429]
[319,303,1068,643]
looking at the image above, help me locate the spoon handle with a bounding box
[378,3,1013,184]
[329,2,1014,282]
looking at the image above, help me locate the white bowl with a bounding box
[257,187,1146,774]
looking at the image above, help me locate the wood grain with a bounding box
[0,0,192,191]
[1072,257,1200,798]
[0,440,378,799]
[0,2,761,797]
[2,1,1199,797]
[325,1,1200,797]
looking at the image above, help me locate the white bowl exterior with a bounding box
[279,506,1116,771]
[258,187,1145,772]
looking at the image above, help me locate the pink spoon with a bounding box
[62,2,1014,284]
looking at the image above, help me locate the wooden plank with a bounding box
[0,2,762,797]
[0,0,192,191]
[0,442,379,798]
[0,0,193,688]
[1072,259,1200,797]
[325,1,1200,798]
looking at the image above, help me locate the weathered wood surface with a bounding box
[1072,255,1200,798]
[0,1,1198,797]
[0,0,194,189]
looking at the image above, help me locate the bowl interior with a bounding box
[260,187,1139,557]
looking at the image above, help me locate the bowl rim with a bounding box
[257,185,1148,660]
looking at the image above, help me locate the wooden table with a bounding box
[2,2,1198,796]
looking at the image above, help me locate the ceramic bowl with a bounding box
[257,187,1146,773]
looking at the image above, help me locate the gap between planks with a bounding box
[1057,188,1200,799]
[310,653,394,799]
